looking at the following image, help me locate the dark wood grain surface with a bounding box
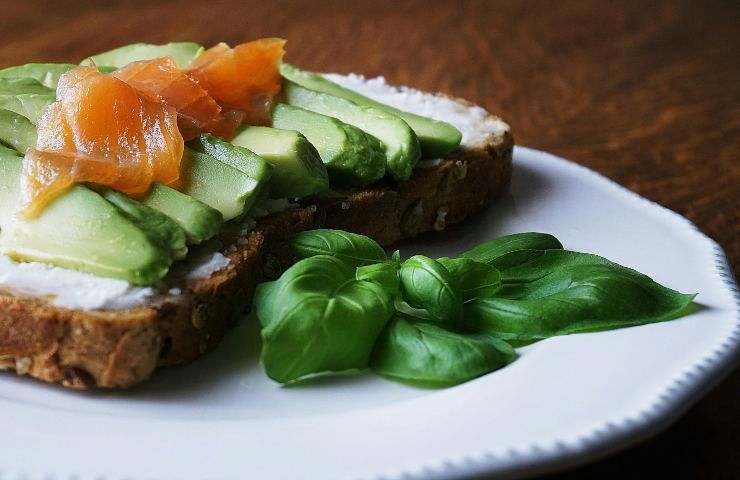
[2,0,738,478]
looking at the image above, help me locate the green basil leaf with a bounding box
[370,315,517,386]
[399,255,463,323]
[497,249,612,289]
[465,250,696,344]
[460,232,563,267]
[290,229,386,268]
[356,261,400,298]
[438,257,502,302]
[255,255,394,383]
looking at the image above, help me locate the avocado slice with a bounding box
[0,146,172,285]
[82,42,204,69]
[0,78,54,96]
[272,103,386,187]
[170,148,262,221]
[139,183,223,245]
[229,126,329,199]
[0,93,55,124]
[0,109,36,153]
[280,64,462,158]
[0,63,76,89]
[190,133,272,185]
[282,81,421,181]
[102,189,188,261]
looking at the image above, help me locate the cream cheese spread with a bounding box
[0,73,506,310]
[0,254,154,310]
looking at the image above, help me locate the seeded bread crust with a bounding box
[0,105,513,389]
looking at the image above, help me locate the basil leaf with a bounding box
[356,261,400,298]
[465,250,696,344]
[438,257,502,302]
[461,232,563,267]
[391,249,401,266]
[370,315,517,386]
[255,255,394,383]
[399,255,463,323]
[290,229,386,268]
[498,249,612,289]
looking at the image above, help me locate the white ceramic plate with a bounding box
[1,147,738,480]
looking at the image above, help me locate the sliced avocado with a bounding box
[0,78,54,96]
[0,63,76,89]
[283,81,421,181]
[102,189,188,260]
[272,103,386,187]
[229,126,329,198]
[0,146,172,285]
[139,183,223,245]
[170,148,261,221]
[280,64,462,158]
[0,109,36,153]
[0,93,55,124]
[190,133,273,185]
[82,42,204,69]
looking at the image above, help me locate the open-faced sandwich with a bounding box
[0,39,513,388]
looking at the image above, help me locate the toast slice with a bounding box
[0,96,513,389]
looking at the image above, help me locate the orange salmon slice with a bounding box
[188,38,285,125]
[113,56,238,140]
[19,66,183,217]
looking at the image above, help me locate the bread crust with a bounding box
[0,108,513,389]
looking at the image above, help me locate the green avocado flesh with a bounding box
[0,63,75,89]
[0,146,173,285]
[139,183,223,245]
[83,42,204,69]
[0,109,36,153]
[102,189,188,261]
[174,148,262,221]
[0,78,54,96]
[229,126,329,198]
[189,133,273,188]
[282,81,421,181]
[0,93,55,124]
[280,63,462,159]
[272,103,386,187]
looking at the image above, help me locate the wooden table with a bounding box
[2,0,738,478]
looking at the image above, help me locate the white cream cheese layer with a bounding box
[0,73,506,310]
[0,254,154,310]
[0,250,230,310]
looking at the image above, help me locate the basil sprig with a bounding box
[253,229,697,387]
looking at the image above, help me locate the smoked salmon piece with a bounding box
[188,38,285,125]
[19,65,183,217]
[112,56,233,140]
[20,150,118,218]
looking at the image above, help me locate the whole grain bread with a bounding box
[0,102,513,389]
